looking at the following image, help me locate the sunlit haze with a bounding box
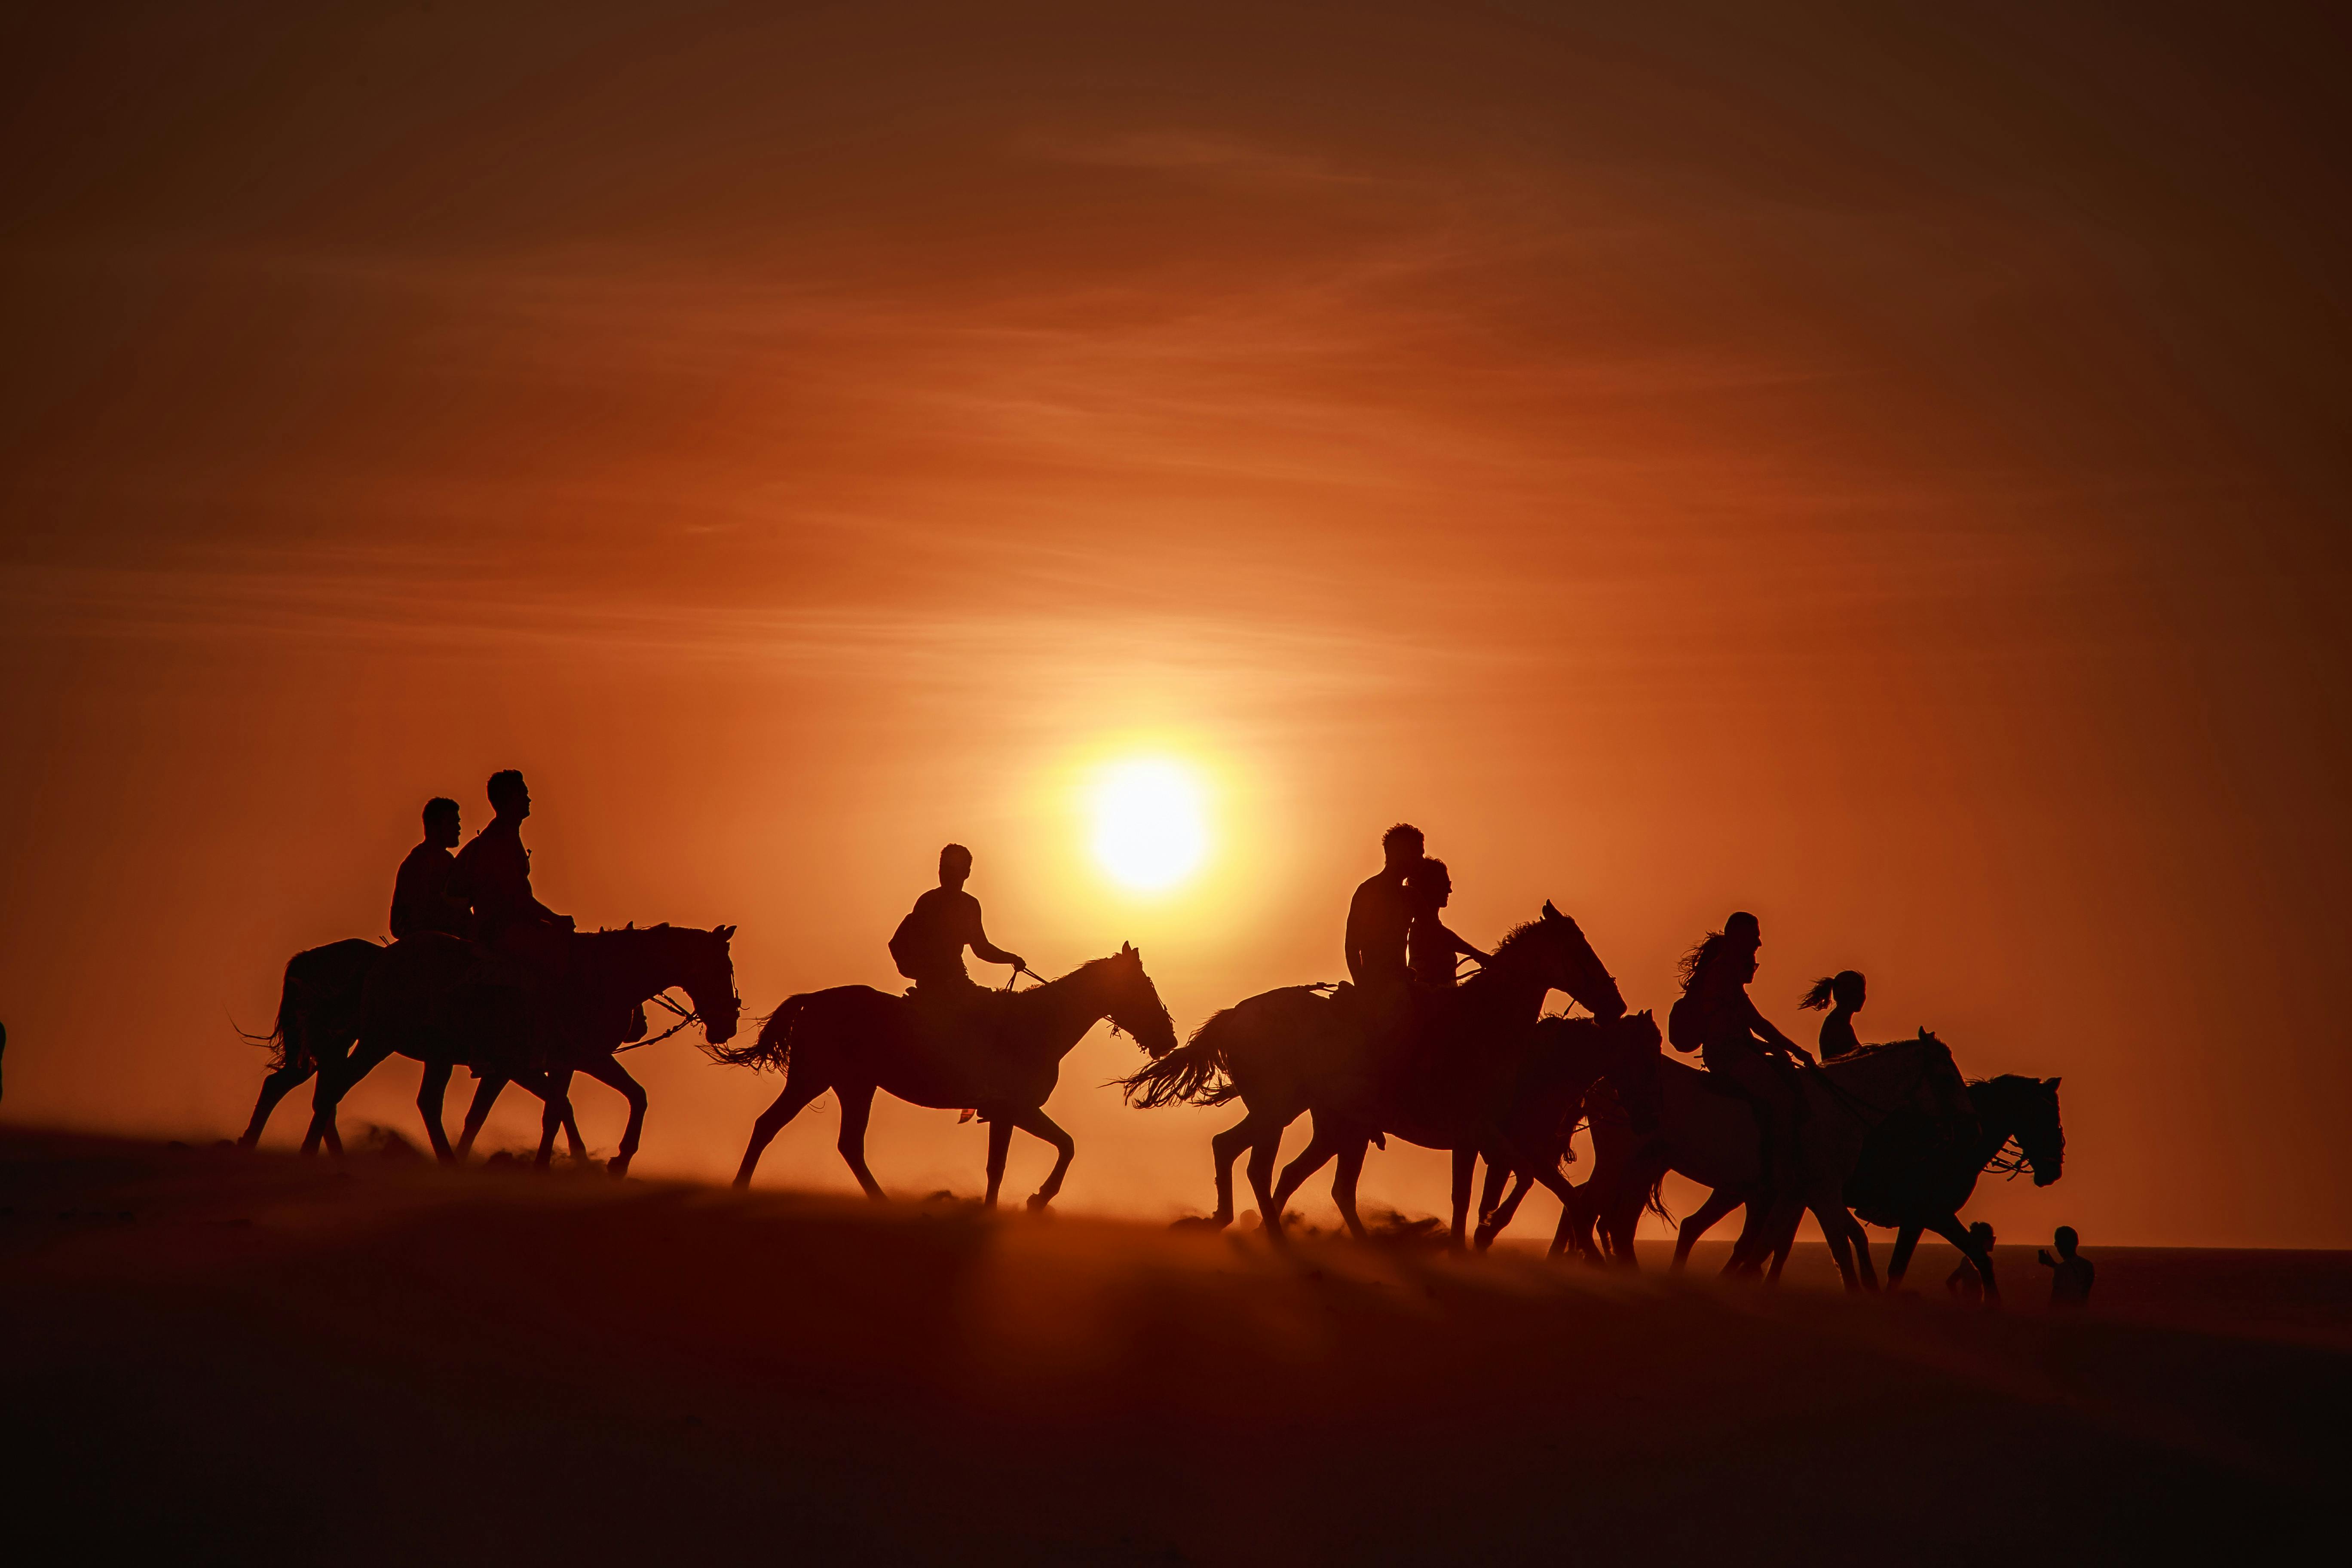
[3,1,2350,1248]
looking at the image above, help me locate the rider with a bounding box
[1673,911,1814,1201]
[453,769,574,976]
[1404,857,1488,989]
[1799,969,1868,1060]
[389,796,470,942]
[1346,823,1422,993]
[890,843,1027,1003]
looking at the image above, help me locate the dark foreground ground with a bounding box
[1,1130,2339,1564]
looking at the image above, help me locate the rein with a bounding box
[614,990,703,1053]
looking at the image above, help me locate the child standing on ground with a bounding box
[2038,1225,2094,1306]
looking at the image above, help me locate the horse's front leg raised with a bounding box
[1011,1105,1075,1212]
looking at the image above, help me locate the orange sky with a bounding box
[4,2,2349,1246]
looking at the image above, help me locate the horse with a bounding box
[1585,1070,2064,1296]
[441,923,747,1175]
[1118,903,1626,1246]
[1581,1031,1978,1290]
[1847,1073,2064,1298]
[713,944,1176,1210]
[306,923,741,1170]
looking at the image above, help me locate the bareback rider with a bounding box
[1671,910,1814,1201]
[390,796,470,942]
[890,844,1028,1035]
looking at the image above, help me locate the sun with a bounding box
[1089,757,1209,892]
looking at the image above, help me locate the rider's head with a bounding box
[1800,970,1865,1013]
[422,796,460,849]
[1406,857,1451,910]
[1969,1221,1996,1250]
[1381,822,1424,874]
[487,769,530,820]
[939,842,973,888]
[2054,1225,2079,1257]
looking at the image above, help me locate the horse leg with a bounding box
[733,1071,828,1190]
[1244,1125,1287,1241]
[1841,1210,1879,1292]
[575,1057,648,1176]
[1270,1119,1343,1214]
[304,1038,395,1157]
[835,1082,885,1200]
[238,1062,313,1149]
[1477,1157,1513,1228]
[1813,1202,1860,1291]
[533,1070,574,1167]
[1925,1211,1998,1302]
[1208,1113,1262,1227]
[416,1061,456,1163]
[983,1114,1014,1208]
[1675,1188,1743,1271]
[1331,1139,1370,1240]
[1477,1170,1536,1250]
[455,1075,506,1158]
[1449,1146,1477,1252]
[1523,1161,1595,1262]
[1885,1222,1925,1289]
[1012,1105,1076,1212]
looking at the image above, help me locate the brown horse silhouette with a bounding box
[715,945,1175,1209]
[306,924,741,1169]
[1121,904,1626,1245]
[238,938,382,1155]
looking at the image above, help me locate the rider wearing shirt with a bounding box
[390,796,470,942]
[453,770,573,968]
[1677,912,1813,1197]
[1404,857,1488,989]
[891,844,1026,997]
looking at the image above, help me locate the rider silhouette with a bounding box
[890,843,1026,998]
[1800,970,1868,1059]
[389,796,470,942]
[453,770,573,970]
[1674,912,1813,1201]
[1405,858,1487,989]
[1346,824,1422,989]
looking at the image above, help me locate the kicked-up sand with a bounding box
[0,1128,2336,1564]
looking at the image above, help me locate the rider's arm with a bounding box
[1442,922,1490,963]
[1745,996,1812,1063]
[964,899,1023,971]
[1343,892,1370,985]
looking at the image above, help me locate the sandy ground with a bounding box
[1,1128,2337,1565]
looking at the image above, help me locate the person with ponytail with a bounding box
[1799,970,1868,1060]
[1674,911,1813,1204]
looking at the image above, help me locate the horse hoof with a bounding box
[606,1158,630,1178]
[1026,1194,1052,1214]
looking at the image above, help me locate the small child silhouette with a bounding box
[1945,1221,1995,1305]
[2037,1225,2094,1306]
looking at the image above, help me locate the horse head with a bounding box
[1510,901,1625,1020]
[2016,1075,2064,1186]
[1103,942,1179,1059]
[680,923,743,1044]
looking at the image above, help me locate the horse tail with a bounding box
[240,954,306,1075]
[1115,1008,1240,1109]
[1645,1173,1674,1225]
[704,993,812,1074]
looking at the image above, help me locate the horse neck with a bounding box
[591,929,693,1005]
[1464,945,1559,1028]
[1968,1080,2025,1161]
[1029,963,1123,1059]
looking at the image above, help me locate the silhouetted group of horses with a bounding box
[241,903,2061,1297]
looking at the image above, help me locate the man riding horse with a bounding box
[889,843,1029,1047]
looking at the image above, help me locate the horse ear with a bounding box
[1121,941,1135,956]
[2043,1076,2061,1090]
[1542,900,1560,920]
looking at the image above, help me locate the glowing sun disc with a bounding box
[1090,759,1208,891]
